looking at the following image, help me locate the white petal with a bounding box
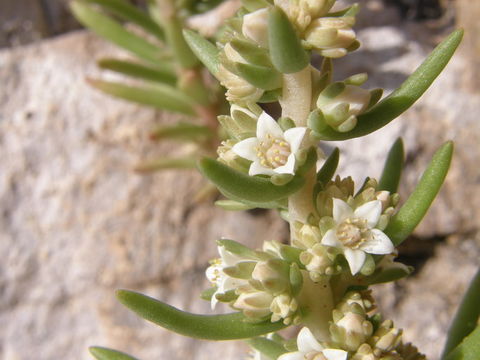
[297,327,324,353]
[284,127,307,153]
[232,137,259,161]
[211,291,219,309]
[360,229,394,255]
[274,153,296,175]
[344,248,366,275]
[332,198,353,223]
[257,112,284,139]
[321,229,341,248]
[249,161,276,176]
[218,246,244,265]
[277,352,304,360]
[354,200,382,227]
[322,349,348,360]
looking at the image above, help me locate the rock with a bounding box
[0,31,287,360]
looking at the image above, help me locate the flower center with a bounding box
[206,258,223,285]
[336,217,370,248]
[255,133,291,169]
[306,351,327,360]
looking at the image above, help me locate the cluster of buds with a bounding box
[205,239,303,324]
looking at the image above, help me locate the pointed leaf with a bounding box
[363,265,413,285]
[235,63,282,90]
[385,141,453,246]
[134,157,197,173]
[314,29,464,140]
[246,337,288,359]
[444,326,480,360]
[442,269,480,359]
[183,29,220,76]
[83,0,165,40]
[116,290,287,340]
[149,123,213,141]
[316,147,339,184]
[90,346,139,360]
[198,157,305,204]
[230,39,272,67]
[98,58,176,86]
[71,1,162,63]
[87,79,195,115]
[378,138,404,193]
[268,7,309,73]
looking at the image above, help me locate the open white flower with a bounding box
[206,245,249,309]
[278,327,348,360]
[232,112,307,176]
[321,198,394,275]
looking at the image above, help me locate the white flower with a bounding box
[206,245,249,309]
[321,198,395,275]
[232,112,307,176]
[278,327,348,360]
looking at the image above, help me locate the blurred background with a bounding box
[1,0,479,359]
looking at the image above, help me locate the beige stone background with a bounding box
[0,0,479,359]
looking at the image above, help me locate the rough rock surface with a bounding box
[1,1,479,360]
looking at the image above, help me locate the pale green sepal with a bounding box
[442,268,480,359]
[71,1,161,63]
[246,337,288,359]
[385,141,453,246]
[83,0,165,41]
[316,147,340,184]
[215,200,255,211]
[378,138,404,193]
[314,29,464,140]
[230,39,272,67]
[217,239,269,260]
[364,266,413,285]
[97,58,176,86]
[308,109,328,134]
[198,158,305,204]
[359,254,375,276]
[235,63,282,90]
[150,123,213,141]
[279,245,304,269]
[89,346,139,360]
[87,79,196,115]
[268,7,309,74]
[444,326,480,360]
[278,117,296,131]
[116,290,287,339]
[367,88,383,109]
[344,73,368,86]
[224,262,257,279]
[258,89,282,103]
[328,3,360,17]
[289,263,303,296]
[200,287,216,301]
[183,29,220,76]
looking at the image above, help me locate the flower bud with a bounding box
[331,311,374,351]
[234,288,274,319]
[252,258,290,294]
[242,8,269,47]
[305,17,356,58]
[300,243,336,280]
[270,293,298,324]
[274,0,336,31]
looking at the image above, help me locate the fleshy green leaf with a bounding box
[316,147,339,184]
[89,347,139,360]
[149,123,213,141]
[378,138,404,193]
[268,7,309,74]
[442,269,480,359]
[83,0,165,40]
[230,39,272,67]
[363,265,413,285]
[183,29,220,76]
[444,326,480,360]
[198,158,305,205]
[116,290,287,340]
[246,337,288,359]
[71,1,162,63]
[134,157,197,173]
[87,79,195,115]
[235,63,282,90]
[314,29,463,140]
[97,58,176,86]
[385,141,453,246]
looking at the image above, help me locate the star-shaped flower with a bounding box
[278,327,348,360]
[321,198,394,275]
[232,112,307,176]
[206,245,249,309]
